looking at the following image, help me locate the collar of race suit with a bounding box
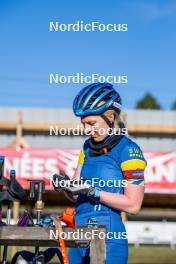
[88,122,125,156]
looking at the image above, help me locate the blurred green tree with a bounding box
[171,99,176,110]
[135,93,161,109]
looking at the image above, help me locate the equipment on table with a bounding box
[29,180,45,225]
[11,180,65,264]
[0,156,26,264]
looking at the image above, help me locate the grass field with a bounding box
[128,245,176,264]
[1,245,176,263]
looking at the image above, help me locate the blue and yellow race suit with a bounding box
[68,135,147,264]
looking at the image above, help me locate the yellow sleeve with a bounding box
[77,149,85,170]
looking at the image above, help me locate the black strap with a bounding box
[0,191,14,202]
[0,176,25,202]
[0,177,9,186]
[11,250,35,264]
[11,248,63,264]
[101,114,113,128]
[8,176,26,200]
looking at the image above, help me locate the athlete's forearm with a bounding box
[100,189,144,215]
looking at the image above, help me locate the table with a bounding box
[0,225,106,264]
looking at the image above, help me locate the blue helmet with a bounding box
[73,82,122,117]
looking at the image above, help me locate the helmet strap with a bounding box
[101,114,114,128]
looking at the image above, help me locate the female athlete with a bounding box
[63,82,147,264]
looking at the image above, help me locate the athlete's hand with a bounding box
[52,172,70,192]
[52,174,100,202]
[63,183,100,203]
[52,173,89,194]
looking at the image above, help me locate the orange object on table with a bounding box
[58,208,75,228]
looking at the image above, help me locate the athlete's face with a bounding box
[81,115,113,142]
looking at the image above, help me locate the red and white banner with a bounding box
[0,148,175,193]
[144,152,176,193]
[0,148,79,190]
